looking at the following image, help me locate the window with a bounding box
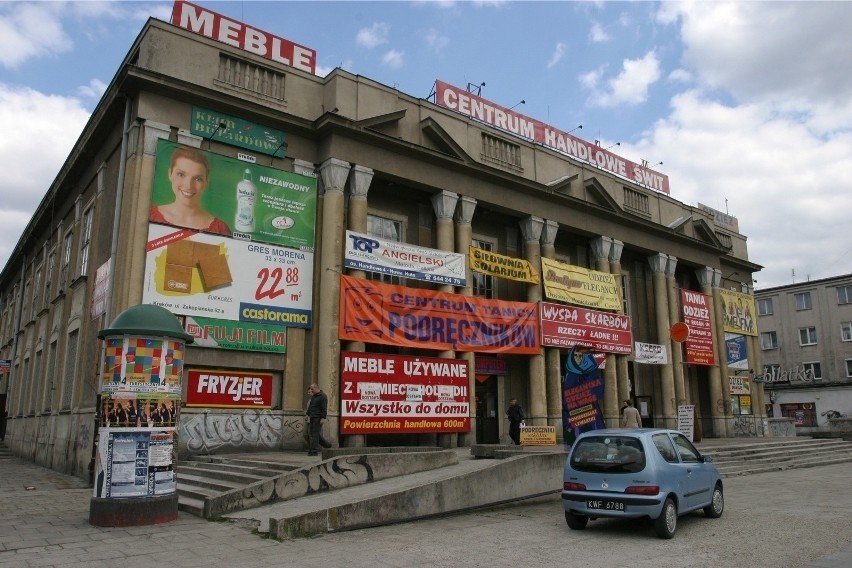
[366,214,403,285]
[672,433,701,463]
[798,326,817,346]
[471,239,495,299]
[803,361,822,380]
[44,250,55,306]
[43,341,57,412]
[623,187,650,214]
[794,292,812,311]
[651,433,678,463]
[217,54,286,100]
[838,285,852,305]
[760,331,778,350]
[846,359,852,378]
[79,206,94,276]
[31,268,42,316]
[842,322,852,342]
[757,298,773,316]
[60,331,79,410]
[59,232,73,290]
[481,133,522,171]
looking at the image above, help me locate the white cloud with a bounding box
[589,22,610,43]
[579,68,602,90]
[668,68,692,83]
[382,49,405,69]
[589,51,661,107]
[425,28,449,52]
[0,84,90,265]
[0,3,73,68]
[76,78,107,99]
[357,22,390,49]
[547,42,567,69]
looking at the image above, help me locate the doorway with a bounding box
[475,376,499,443]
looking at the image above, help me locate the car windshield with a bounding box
[570,435,646,473]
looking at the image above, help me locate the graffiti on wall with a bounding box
[181,410,286,453]
[77,423,91,450]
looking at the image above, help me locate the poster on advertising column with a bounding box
[340,352,470,434]
[681,290,715,366]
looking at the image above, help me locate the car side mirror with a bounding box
[701,455,713,463]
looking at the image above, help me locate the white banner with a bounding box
[344,230,467,286]
[677,405,695,442]
[142,223,314,328]
[634,342,668,364]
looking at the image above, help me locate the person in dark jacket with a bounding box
[506,398,526,445]
[305,383,332,455]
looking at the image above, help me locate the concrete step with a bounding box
[176,471,247,493]
[719,453,852,477]
[179,461,288,479]
[710,445,852,466]
[176,464,272,485]
[192,456,299,473]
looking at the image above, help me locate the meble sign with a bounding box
[171,0,317,74]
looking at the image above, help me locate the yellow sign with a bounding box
[541,258,621,310]
[469,246,539,284]
[519,425,557,446]
[719,289,757,336]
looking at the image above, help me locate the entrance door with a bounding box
[475,376,499,443]
[635,395,654,428]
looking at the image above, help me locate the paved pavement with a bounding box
[1,447,851,568]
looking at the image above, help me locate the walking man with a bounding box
[305,383,332,455]
[621,399,642,428]
[506,398,525,445]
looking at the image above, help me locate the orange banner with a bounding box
[339,275,540,354]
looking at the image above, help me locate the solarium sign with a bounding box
[435,80,669,194]
[171,0,317,74]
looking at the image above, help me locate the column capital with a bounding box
[609,239,624,263]
[454,196,477,225]
[713,268,722,288]
[141,120,171,156]
[318,158,351,195]
[591,236,613,262]
[293,159,317,178]
[177,129,202,147]
[348,165,374,199]
[541,220,559,247]
[519,216,544,242]
[648,252,668,275]
[431,190,459,220]
[665,255,678,278]
[695,266,715,288]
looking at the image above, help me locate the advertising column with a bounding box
[90,304,192,527]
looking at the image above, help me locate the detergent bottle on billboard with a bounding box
[234,168,256,232]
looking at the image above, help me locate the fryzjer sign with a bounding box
[681,290,715,365]
[338,275,540,354]
[171,0,316,74]
[540,302,632,354]
[340,352,470,434]
[185,369,273,408]
[435,80,669,194]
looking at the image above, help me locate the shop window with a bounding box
[842,322,852,342]
[794,291,812,311]
[780,402,817,427]
[846,359,852,378]
[798,326,817,346]
[730,395,752,415]
[802,361,822,380]
[757,298,773,316]
[837,285,852,305]
[760,331,778,350]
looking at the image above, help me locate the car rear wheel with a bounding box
[653,497,677,539]
[703,484,724,518]
[565,511,589,530]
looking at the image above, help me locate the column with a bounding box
[649,253,676,428]
[520,216,545,425]
[697,266,727,437]
[665,255,686,406]
[431,190,459,448]
[592,236,619,427]
[712,268,735,436]
[541,220,563,439]
[314,158,351,446]
[609,240,631,417]
[454,197,477,447]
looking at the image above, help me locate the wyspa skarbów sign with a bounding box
[434,80,669,194]
[539,302,633,354]
[344,230,466,286]
[142,225,314,328]
[540,257,622,311]
[191,106,287,158]
[171,0,316,74]
[185,369,274,408]
[340,352,470,434]
[151,139,317,250]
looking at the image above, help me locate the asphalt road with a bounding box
[1,456,850,568]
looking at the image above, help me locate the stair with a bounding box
[702,437,852,477]
[0,440,11,459]
[177,456,299,517]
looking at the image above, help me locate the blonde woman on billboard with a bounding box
[149,146,231,235]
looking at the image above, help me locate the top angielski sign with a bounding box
[171,0,317,74]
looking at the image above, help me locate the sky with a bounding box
[0,0,850,290]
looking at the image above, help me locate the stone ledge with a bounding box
[321,446,442,459]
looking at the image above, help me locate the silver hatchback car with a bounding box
[561,428,724,538]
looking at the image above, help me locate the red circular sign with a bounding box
[670,322,690,343]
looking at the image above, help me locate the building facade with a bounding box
[0,12,764,480]
[756,274,852,432]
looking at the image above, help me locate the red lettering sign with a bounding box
[171,1,316,74]
[681,290,715,366]
[540,301,633,354]
[185,369,274,408]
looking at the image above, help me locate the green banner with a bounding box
[191,106,287,157]
[150,139,317,250]
[182,316,287,353]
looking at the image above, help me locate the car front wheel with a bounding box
[703,484,724,518]
[653,497,677,539]
[565,511,589,530]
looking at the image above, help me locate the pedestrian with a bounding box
[506,398,525,445]
[620,399,629,419]
[621,399,642,428]
[305,383,332,456]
